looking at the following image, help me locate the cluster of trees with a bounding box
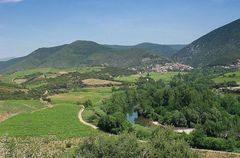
[0,81,29,100]
[75,128,199,158]
[0,90,29,100]
[98,112,132,134]
[100,72,240,151]
[190,127,239,151]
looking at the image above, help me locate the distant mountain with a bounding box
[174,19,240,67]
[134,43,186,57]
[106,43,186,57]
[0,41,168,73]
[0,57,15,61]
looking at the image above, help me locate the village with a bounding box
[151,62,193,72]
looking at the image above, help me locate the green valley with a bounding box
[0,4,240,157]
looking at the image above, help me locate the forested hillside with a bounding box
[175,19,240,67]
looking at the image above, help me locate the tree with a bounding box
[171,110,187,127]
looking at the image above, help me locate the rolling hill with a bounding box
[0,41,168,73]
[174,19,240,67]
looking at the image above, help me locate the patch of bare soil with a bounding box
[0,112,13,122]
[152,121,195,134]
[193,148,240,158]
[50,94,83,99]
[14,79,28,84]
[82,78,121,86]
[59,71,69,75]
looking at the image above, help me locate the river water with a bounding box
[126,112,138,123]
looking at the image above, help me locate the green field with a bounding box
[213,71,240,83]
[0,85,113,138]
[0,105,98,138]
[0,100,46,115]
[115,72,185,82]
[50,87,113,105]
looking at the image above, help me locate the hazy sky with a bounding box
[0,0,240,58]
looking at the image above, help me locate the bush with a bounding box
[83,100,93,107]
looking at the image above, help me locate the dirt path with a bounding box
[192,148,240,158]
[152,121,195,134]
[78,106,98,129]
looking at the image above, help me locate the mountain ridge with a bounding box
[0,40,172,73]
[174,19,240,67]
[106,42,186,57]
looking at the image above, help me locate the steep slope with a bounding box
[174,19,240,67]
[0,41,167,73]
[106,43,185,57]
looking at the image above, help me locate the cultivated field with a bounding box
[0,100,46,122]
[50,87,113,105]
[82,78,121,86]
[115,72,185,82]
[0,105,98,138]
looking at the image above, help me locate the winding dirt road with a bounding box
[78,106,98,129]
